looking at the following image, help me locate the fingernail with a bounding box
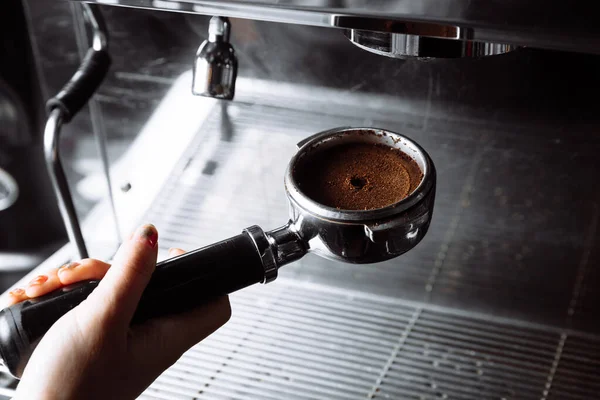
[9,288,25,296]
[58,262,80,272]
[28,275,48,287]
[135,224,158,249]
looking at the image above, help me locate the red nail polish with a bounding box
[28,275,48,286]
[9,288,25,296]
[140,225,158,248]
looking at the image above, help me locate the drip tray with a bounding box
[141,280,599,399]
[143,92,600,332]
[135,85,600,398]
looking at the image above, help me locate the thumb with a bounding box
[82,224,158,328]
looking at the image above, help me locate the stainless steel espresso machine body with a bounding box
[0,1,599,398]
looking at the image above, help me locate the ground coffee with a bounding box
[294,142,423,210]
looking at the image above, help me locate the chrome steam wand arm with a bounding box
[43,3,111,259]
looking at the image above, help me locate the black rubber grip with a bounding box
[46,48,111,123]
[0,232,265,378]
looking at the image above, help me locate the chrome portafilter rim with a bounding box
[265,126,436,267]
[284,127,435,223]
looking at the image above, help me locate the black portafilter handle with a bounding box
[0,231,267,378]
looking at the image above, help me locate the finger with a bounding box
[4,288,29,307]
[57,259,111,285]
[168,248,186,258]
[4,260,112,307]
[25,268,62,298]
[83,224,159,328]
[131,296,231,369]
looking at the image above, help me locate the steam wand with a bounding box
[43,3,111,259]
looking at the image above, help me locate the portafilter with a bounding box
[0,127,436,378]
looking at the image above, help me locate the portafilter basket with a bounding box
[0,127,435,378]
[283,126,436,264]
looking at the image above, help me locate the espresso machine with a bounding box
[1,1,599,398]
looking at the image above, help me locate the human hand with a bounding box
[8,224,231,400]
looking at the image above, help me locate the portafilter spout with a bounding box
[0,127,435,378]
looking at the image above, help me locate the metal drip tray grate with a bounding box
[138,91,600,398]
[140,280,600,399]
[145,99,600,330]
[547,336,600,400]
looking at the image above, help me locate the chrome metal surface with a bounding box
[265,223,307,267]
[334,17,467,40]
[244,225,278,284]
[0,253,44,273]
[43,109,89,259]
[193,16,238,99]
[76,0,600,55]
[346,30,516,59]
[81,3,108,52]
[285,127,436,263]
[0,169,18,212]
